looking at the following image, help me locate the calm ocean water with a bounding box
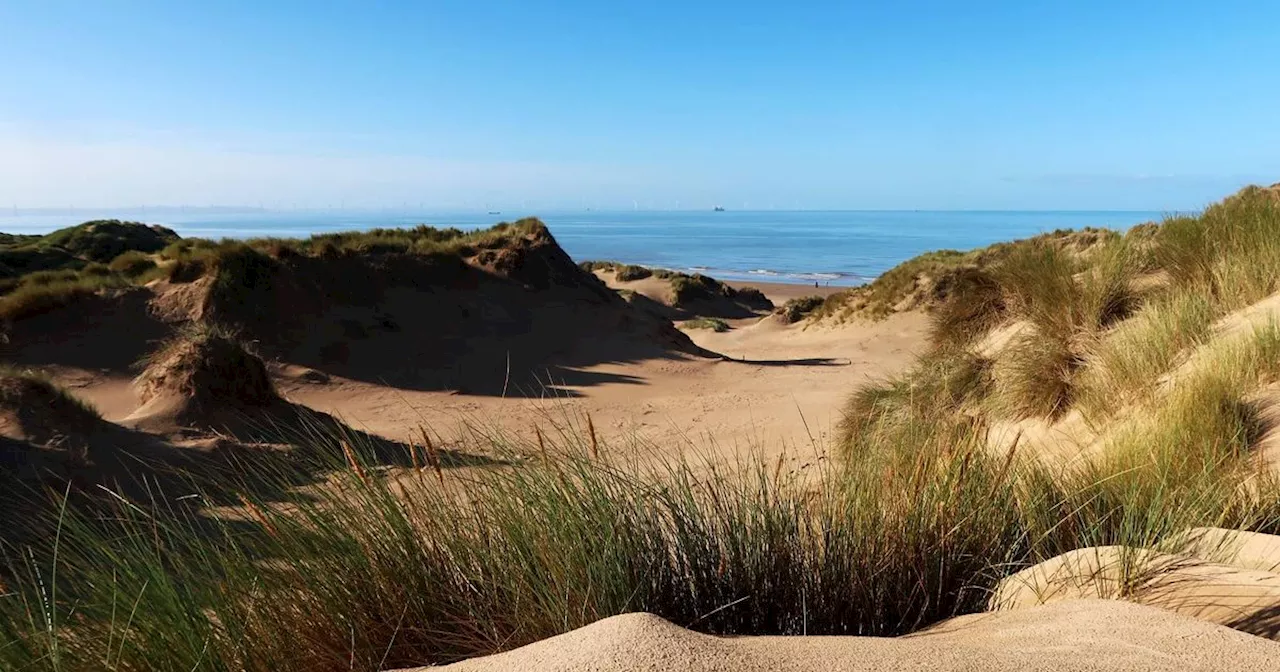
[1,209,1167,286]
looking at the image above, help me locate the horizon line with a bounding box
[1,205,1178,216]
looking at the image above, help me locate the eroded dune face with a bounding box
[198,225,713,395]
[404,600,1280,672]
[2,223,715,397]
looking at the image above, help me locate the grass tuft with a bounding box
[775,295,825,324]
[0,271,130,322]
[683,317,730,332]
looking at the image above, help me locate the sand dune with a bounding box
[274,309,926,466]
[2,224,927,468]
[407,600,1280,672]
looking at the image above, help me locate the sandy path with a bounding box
[54,309,927,464]
[269,311,927,463]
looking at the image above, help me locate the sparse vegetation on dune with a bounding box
[0,218,559,328]
[838,183,1280,454]
[0,365,102,428]
[1074,288,1217,416]
[666,272,772,311]
[811,227,1123,325]
[682,316,730,332]
[775,295,825,323]
[246,218,547,260]
[0,220,176,280]
[579,260,658,281]
[0,269,132,322]
[134,323,279,411]
[0,221,173,322]
[584,260,774,316]
[36,219,179,263]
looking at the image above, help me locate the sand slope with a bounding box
[406,600,1280,672]
[992,529,1280,641]
[278,309,927,465]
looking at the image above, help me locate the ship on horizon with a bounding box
[713,205,725,212]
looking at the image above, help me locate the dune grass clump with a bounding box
[663,273,771,310]
[1125,320,1280,469]
[158,237,219,261]
[989,330,1082,420]
[669,273,732,304]
[614,264,653,281]
[837,349,993,456]
[0,270,130,322]
[0,223,180,321]
[812,228,1123,325]
[814,250,970,322]
[161,242,281,322]
[134,324,278,411]
[0,246,83,280]
[775,295,825,324]
[0,430,1027,669]
[0,366,102,433]
[578,259,616,273]
[170,219,547,266]
[683,317,730,332]
[577,260,654,281]
[1075,289,1218,416]
[36,220,179,263]
[928,267,1006,347]
[209,244,278,301]
[732,286,770,309]
[107,249,160,279]
[978,239,1140,420]
[1155,186,1280,309]
[995,239,1136,336]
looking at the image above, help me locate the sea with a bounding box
[0,209,1169,287]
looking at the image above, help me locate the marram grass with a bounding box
[5,416,1279,672]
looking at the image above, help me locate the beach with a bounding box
[724,278,847,303]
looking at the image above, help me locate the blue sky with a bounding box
[2,1,1279,210]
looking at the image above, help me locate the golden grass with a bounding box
[1075,289,1218,418]
[0,272,129,322]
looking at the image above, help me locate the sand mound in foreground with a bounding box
[0,371,103,446]
[127,329,279,432]
[991,531,1280,640]
[409,600,1280,672]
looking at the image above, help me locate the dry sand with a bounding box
[404,600,1280,672]
[723,279,847,303]
[19,271,924,470]
[266,309,926,465]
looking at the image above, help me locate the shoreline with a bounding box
[724,279,849,304]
